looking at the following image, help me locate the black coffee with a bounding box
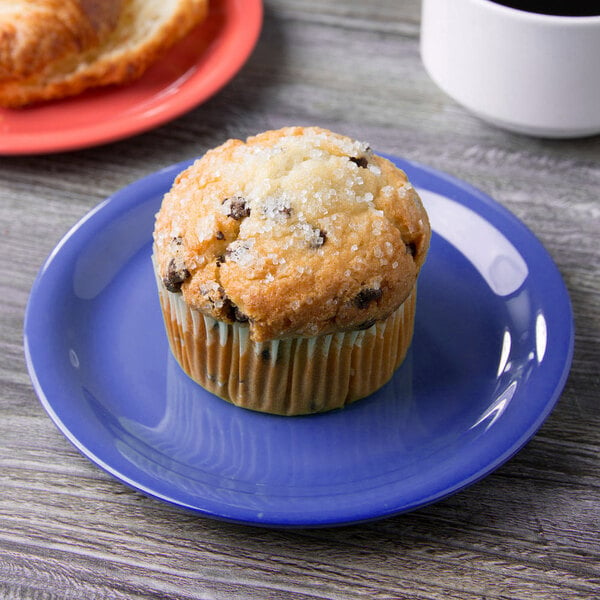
[489,1,600,16]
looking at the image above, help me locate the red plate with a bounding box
[0,0,263,155]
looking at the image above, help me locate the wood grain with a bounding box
[1,1,599,598]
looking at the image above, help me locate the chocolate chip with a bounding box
[263,198,293,222]
[309,228,327,249]
[172,236,184,246]
[216,230,225,240]
[216,254,225,267]
[233,307,249,323]
[349,156,368,168]
[354,287,383,309]
[223,297,249,323]
[222,296,234,318]
[163,258,190,293]
[223,196,250,220]
[406,242,417,257]
[261,348,271,361]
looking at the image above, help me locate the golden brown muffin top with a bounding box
[153,127,431,342]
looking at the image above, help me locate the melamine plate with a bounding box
[24,155,573,527]
[0,0,262,155]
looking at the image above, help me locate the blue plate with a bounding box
[24,155,574,527]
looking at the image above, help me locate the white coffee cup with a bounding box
[420,0,600,138]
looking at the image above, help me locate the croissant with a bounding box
[0,0,209,107]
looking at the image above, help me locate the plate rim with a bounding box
[0,0,263,155]
[23,155,575,527]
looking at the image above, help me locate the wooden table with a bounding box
[1,1,598,598]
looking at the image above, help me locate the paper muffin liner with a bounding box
[153,258,416,416]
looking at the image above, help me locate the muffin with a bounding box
[152,126,430,415]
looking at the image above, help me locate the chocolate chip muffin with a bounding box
[153,126,430,415]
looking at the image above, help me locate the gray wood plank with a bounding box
[0,1,598,598]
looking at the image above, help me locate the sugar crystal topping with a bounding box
[187,130,402,271]
[154,127,428,340]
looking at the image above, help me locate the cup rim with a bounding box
[472,0,600,25]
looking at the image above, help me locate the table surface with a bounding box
[1,1,599,598]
